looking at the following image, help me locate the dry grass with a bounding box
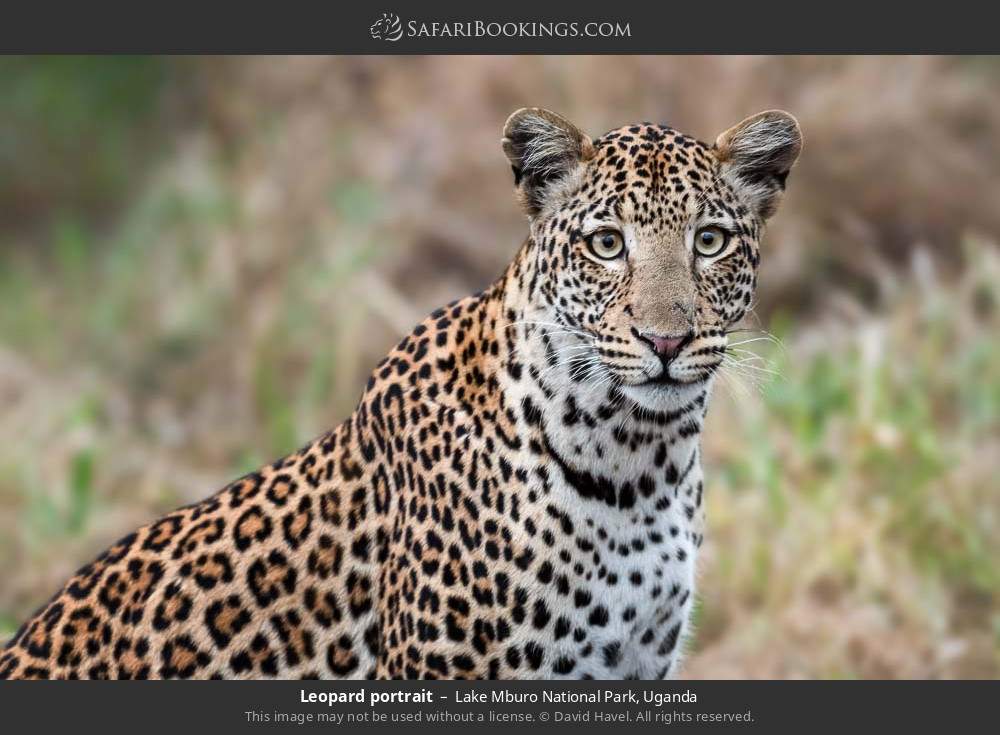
[0,56,997,677]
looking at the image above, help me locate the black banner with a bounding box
[2,0,1000,53]
[0,680,997,732]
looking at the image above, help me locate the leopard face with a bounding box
[503,108,801,408]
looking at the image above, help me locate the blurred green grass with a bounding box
[0,56,997,678]
[0,57,168,233]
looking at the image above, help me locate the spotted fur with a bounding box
[0,108,801,680]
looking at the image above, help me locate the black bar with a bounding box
[1,1,1000,53]
[1,680,998,732]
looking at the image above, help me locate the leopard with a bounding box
[0,107,801,680]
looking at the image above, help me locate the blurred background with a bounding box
[0,56,997,678]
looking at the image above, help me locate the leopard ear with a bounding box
[502,108,594,216]
[715,110,802,220]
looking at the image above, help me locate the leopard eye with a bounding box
[587,229,625,260]
[694,226,730,257]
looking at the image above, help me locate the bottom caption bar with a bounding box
[0,680,995,732]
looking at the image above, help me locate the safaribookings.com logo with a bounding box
[370,13,631,42]
[370,13,404,41]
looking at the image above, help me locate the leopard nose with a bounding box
[633,328,693,361]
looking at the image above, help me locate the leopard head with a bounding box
[502,107,801,405]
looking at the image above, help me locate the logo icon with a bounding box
[370,13,403,41]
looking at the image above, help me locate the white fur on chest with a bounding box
[498,341,709,679]
[532,438,702,679]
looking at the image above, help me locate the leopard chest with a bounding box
[502,437,704,680]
